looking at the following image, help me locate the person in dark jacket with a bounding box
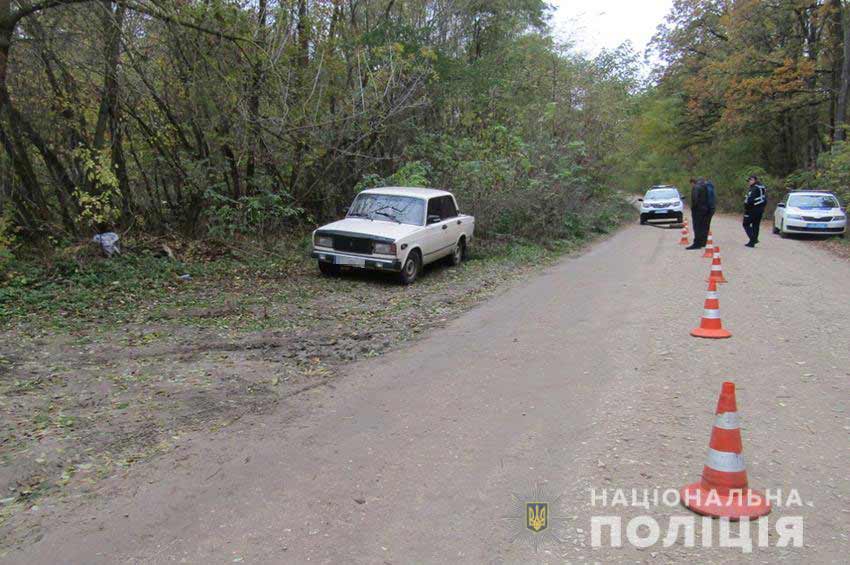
[686,178,710,249]
[743,175,767,247]
[704,180,717,239]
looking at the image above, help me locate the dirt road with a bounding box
[5,215,850,563]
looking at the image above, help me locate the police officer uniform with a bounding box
[743,176,767,247]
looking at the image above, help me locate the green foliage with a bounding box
[812,142,850,203]
[0,205,17,274]
[2,0,635,254]
[205,190,304,238]
[71,147,123,229]
[354,161,432,192]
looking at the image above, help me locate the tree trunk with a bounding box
[94,1,124,150]
[245,0,267,196]
[0,1,12,113]
[836,1,850,141]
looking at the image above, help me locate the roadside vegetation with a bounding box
[610,0,850,210]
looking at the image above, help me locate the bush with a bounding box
[205,190,304,239]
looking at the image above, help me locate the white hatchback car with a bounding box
[774,191,846,238]
[639,186,684,225]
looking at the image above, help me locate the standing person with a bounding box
[686,178,709,250]
[704,179,717,242]
[743,175,767,247]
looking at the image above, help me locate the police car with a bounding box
[638,186,684,225]
[773,191,847,238]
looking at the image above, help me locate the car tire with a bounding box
[779,222,789,239]
[318,261,340,277]
[676,213,683,224]
[640,215,647,225]
[449,238,465,266]
[399,250,421,285]
[773,223,780,234]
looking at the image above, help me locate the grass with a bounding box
[1,196,633,334]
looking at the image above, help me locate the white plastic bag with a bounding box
[93,232,121,256]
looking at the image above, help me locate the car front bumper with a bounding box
[641,208,683,220]
[784,218,847,234]
[312,249,402,271]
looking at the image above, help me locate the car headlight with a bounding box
[315,234,333,248]
[373,242,397,255]
[786,214,803,220]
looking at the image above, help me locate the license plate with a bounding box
[808,222,828,229]
[654,209,667,214]
[336,255,365,267]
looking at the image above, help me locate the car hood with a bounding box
[786,206,844,216]
[315,218,422,241]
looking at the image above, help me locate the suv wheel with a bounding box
[640,215,647,225]
[399,251,421,285]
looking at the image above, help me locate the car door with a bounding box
[421,197,446,264]
[440,195,462,249]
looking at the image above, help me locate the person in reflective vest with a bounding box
[743,175,767,248]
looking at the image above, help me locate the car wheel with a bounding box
[318,261,341,277]
[640,215,647,225]
[449,239,465,266]
[779,221,788,239]
[773,223,780,234]
[399,250,421,285]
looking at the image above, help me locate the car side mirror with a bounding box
[637,198,643,202]
[777,203,785,208]
[427,214,442,225]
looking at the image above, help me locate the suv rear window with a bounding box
[645,189,679,200]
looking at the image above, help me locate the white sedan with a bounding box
[774,191,846,238]
[311,187,475,284]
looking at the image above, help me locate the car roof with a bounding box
[360,187,452,199]
[647,186,679,192]
[789,190,837,196]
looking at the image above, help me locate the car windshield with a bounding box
[645,189,679,200]
[788,194,839,209]
[347,193,425,225]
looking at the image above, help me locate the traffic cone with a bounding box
[707,246,727,283]
[691,280,731,339]
[702,233,715,258]
[679,225,690,245]
[680,382,771,520]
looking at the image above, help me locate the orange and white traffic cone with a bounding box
[680,382,771,520]
[679,225,690,245]
[702,232,715,258]
[691,280,731,339]
[707,246,727,283]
